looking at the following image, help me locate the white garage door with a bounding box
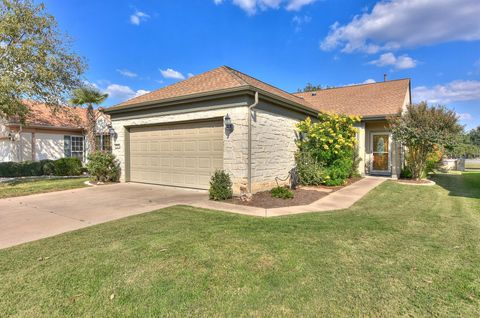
[129,120,224,189]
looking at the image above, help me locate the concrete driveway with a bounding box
[0,183,208,249]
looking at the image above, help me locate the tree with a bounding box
[70,85,108,152]
[0,0,85,120]
[297,83,336,93]
[468,126,480,147]
[389,102,462,180]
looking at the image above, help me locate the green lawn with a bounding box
[1,173,479,317]
[0,177,88,199]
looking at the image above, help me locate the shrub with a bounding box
[40,159,55,175]
[389,102,461,179]
[0,160,44,177]
[53,157,83,176]
[270,186,294,199]
[209,170,233,201]
[295,151,324,185]
[86,152,121,182]
[0,158,82,177]
[296,113,360,186]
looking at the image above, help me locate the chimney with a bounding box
[384,74,388,82]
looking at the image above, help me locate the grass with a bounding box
[0,177,88,199]
[0,173,479,317]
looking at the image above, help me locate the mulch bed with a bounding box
[228,188,328,209]
[396,178,435,185]
[228,177,364,209]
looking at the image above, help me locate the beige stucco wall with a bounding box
[354,122,366,176]
[35,133,66,161]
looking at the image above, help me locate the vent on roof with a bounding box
[311,92,317,96]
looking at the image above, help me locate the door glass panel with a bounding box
[372,134,389,171]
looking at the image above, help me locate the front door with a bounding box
[371,133,390,174]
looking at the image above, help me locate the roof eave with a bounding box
[104,85,319,117]
[104,86,251,114]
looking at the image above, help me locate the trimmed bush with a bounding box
[209,170,233,201]
[0,160,48,177]
[270,186,294,199]
[86,152,121,182]
[0,158,82,177]
[52,158,82,176]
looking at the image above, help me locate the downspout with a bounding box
[247,91,259,193]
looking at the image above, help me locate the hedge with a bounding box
[0,158,83,178]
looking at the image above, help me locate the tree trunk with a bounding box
[87,104,96,153]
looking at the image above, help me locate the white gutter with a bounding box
[247,91,259,193]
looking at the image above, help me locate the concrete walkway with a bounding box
[0,177,385,249]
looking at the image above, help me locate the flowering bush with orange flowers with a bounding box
[295,112,361,186]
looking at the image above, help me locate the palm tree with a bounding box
[70,85,108,152]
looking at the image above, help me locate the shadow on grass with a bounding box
[431,172,480,200]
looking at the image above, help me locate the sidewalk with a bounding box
[192,176,387,217]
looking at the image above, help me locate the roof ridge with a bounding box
[221,65,249,86]
[223,65,306,102]
[293,78,411,95]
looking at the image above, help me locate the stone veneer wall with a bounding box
[111,106,250,194]
[110,99,312,194]
[250,101,308,193]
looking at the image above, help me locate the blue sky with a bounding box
[41,0,480,130]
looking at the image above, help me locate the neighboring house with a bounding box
[105,66,411,194]
[0,101,112,163]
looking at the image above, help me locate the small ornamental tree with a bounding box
[389,102,462,180]
[296,113,361,185]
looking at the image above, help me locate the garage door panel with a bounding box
[129,120,223,189]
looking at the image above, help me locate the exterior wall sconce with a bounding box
[107,124,118,140]
[224,114,234,134]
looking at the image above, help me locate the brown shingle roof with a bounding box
[110,65,410,117]
[293,79,410,117]
[8,101,101,130]
[115,66,309,108]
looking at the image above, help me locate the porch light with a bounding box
[107,124,117,139]
[224,114,234,133]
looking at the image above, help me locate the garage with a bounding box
[129,120,224,189]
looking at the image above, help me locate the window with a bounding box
[96,134,112,152]
[64,135,84,161]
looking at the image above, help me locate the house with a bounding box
[105,66,411,194]
[0,101,112,163]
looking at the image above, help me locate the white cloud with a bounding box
[215,0,316,15]
[475,58,480,71]
[286,0,316,11]
[105,84,150,100]
[130,11,150,25]
[321,0,480,53]
[116,69,138,78]
[413,80,480,104]
[457,112,473,121]
[160,68,186,80]
[187,73,195,78]
[363,79,376,84]
[369,52,417,69]
[292,15,311,32]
